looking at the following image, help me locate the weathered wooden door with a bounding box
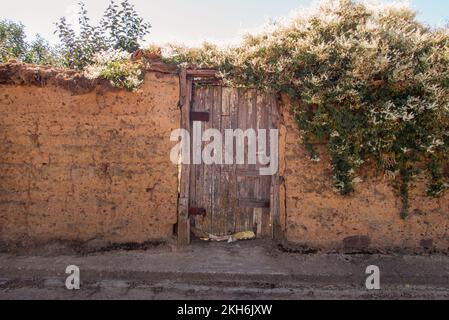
[188,84,279,238]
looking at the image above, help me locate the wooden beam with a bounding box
[177,197,190,245]
[179,68,187,107]
[147,63,178,74]
[177,71,192,246]
[186,69,218,78]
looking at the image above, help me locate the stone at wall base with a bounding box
[420,239,434,250]
[343,236,371,250]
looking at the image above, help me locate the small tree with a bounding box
[56,2,108,69]
[0,20,27,62]
[55,0,151,69]
[102,0,151,53]
[24,35,60,65]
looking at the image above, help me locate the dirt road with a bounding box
[1,240,448,300]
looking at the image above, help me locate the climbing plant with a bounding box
[164,0,449,218]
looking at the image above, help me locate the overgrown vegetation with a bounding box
[1,0,150,90]
[163,0,449,217]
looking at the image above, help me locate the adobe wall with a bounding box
[280,96,449,251]
[1,63,448,251]
[0,64,180,245]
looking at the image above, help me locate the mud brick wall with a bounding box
[280,96,449,251]
[0,69,180,244]
[2,63,448,250]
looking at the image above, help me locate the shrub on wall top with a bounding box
[84,48,144,91]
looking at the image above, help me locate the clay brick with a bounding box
[71,166,111,196]
[0,144,32,164]
[38,116,78,136]
[0,165,30,192]
[0,202,28,240]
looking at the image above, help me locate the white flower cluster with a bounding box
[370,96,440,125]
[427,137,445,154]
[84,49,143,91]
[85,49,131,79]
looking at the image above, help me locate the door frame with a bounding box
[176,68,282,245]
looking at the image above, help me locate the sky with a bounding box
[1,0,448,47]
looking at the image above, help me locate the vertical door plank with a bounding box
[201,86,213,234]
[192,87,205,234]
[256,91,272,237]
[236,89,258,232]
[254,91,263,237]
[211,86,223,235]
[178,75,192,245]
[220,88,232,235]
[254,208,263,236]
[220,170,234,235]
[221,87,231,116]
[227,88,239,234]
[236,89,248,232]
[188,86,197,215]
[247,90,258,233]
